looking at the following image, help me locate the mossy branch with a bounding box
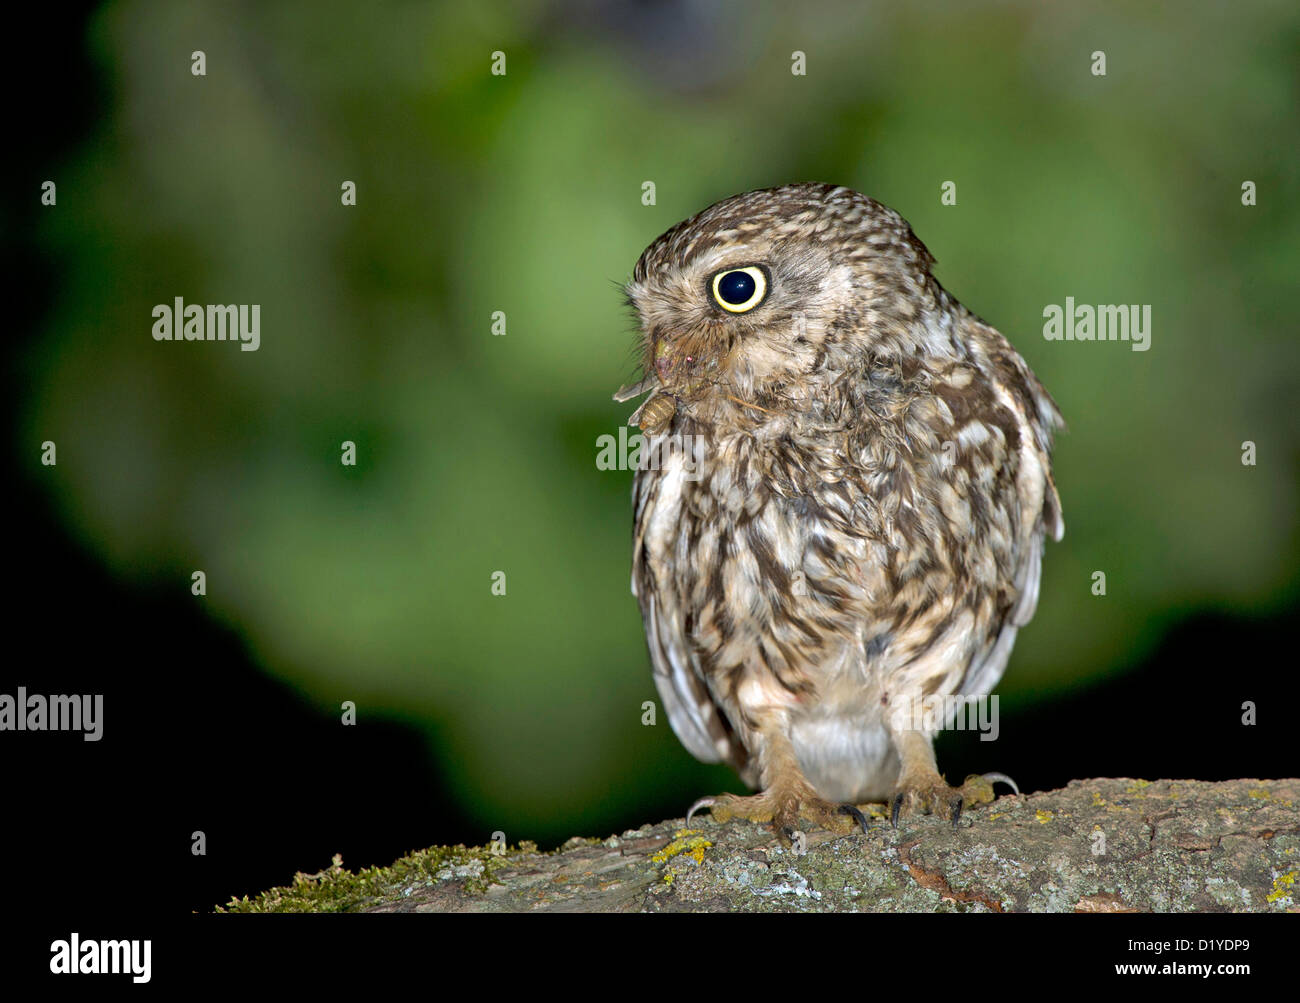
[219,778,1299,913]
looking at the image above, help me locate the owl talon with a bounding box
[839,803,869,834]
[685,796,718,827]
[685,787,860,840]
[892,770,1016,827]
[979,772,1020,796]
[955,772,1019,808]
[891,776,966,826]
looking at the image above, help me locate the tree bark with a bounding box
[223,778,1299,913]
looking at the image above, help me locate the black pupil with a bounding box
[718,270,756,305]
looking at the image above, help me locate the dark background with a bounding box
[4,1,1296,918]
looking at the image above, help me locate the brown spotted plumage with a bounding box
[617,184,1063,842]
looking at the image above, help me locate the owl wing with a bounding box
[631,460,748,773]
[960,323,1065,697]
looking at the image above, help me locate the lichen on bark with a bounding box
[219,778,1298,913]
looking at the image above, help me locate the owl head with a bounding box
[619,183,941,429]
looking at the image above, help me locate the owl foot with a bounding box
[890,771,1019,828]
[686,790,868,846]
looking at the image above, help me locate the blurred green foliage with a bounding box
[23,1,1299,841]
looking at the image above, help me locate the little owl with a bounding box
[615,183,1063,842]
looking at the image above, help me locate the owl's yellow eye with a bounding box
[711,266,768,313]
